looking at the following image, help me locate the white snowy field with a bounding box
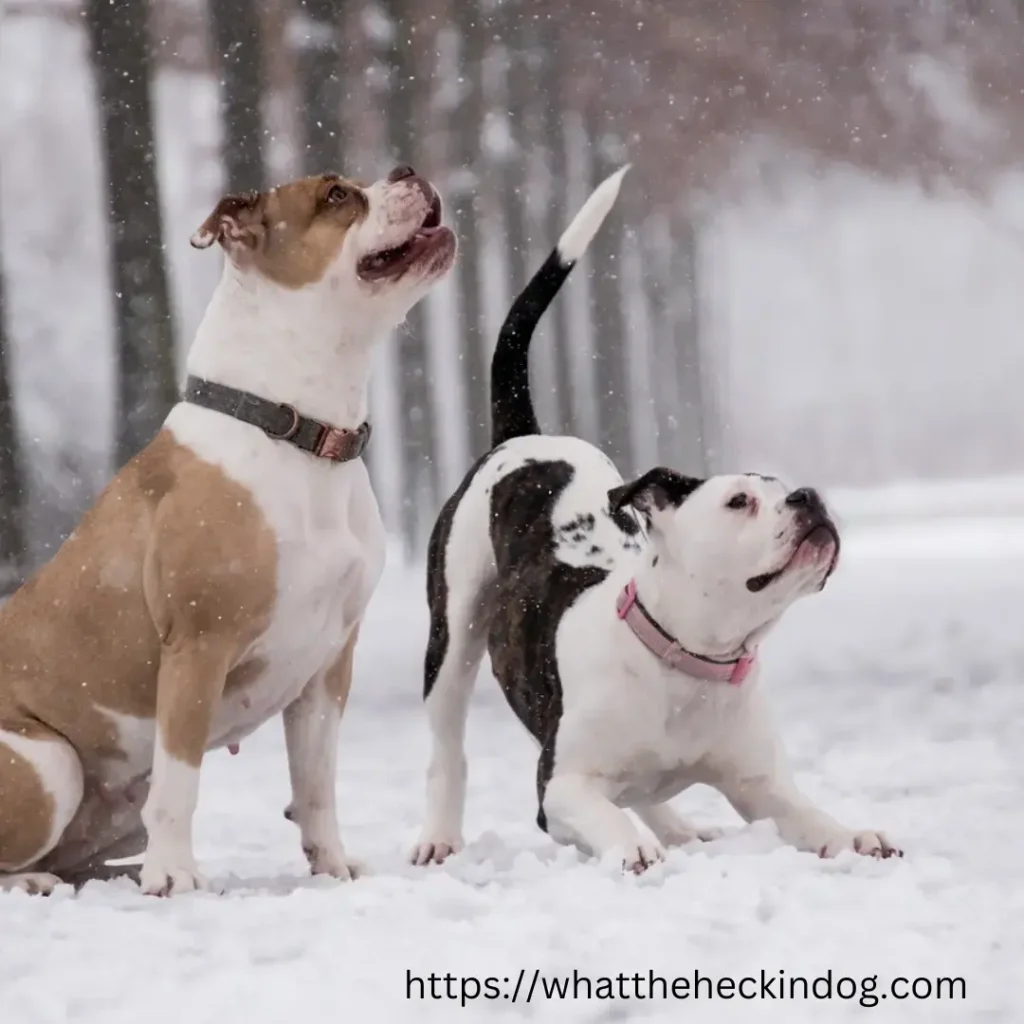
[2,516,1021,1023]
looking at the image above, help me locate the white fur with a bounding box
[140,738,205,895]
[557,166,630,263]
[0,728,84,871]
[96,708,156,787]
[283,668,353,879]
[415,435,900,871]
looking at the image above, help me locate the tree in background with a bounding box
[449,0,489,460]
[496,0,530,303]
[0,238,26,594]
[537,14,575,437]
[294,0,346,174]
[208,0,267,193]
[379,0,441,552]
[86,0,178,466]
[584,103,634,472]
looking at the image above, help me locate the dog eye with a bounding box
[325,184,350,205]
[726,494,749,510]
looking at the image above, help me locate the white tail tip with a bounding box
[556,164,631,264]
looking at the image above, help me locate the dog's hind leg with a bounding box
[0,721,84,895]
[412,477,496,866]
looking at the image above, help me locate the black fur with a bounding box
[608,467,705,517]
[423,448,496,700]
[490,250,575,448]
[486,461,609,829]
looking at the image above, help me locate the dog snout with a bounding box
[387,165,417,183]
[785,487,825,515]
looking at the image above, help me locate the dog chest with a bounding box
[166,405,385,744]
[558,597,749,804]
[210,523,382,745]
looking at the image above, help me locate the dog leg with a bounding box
[412,505,494,866]
[0,723,83,895]
[703,691,902,860]
[633,802,724,847]
[543,773,665,873]
[411,602,488,865]
[139,641,233,896]
[282,627,359,881]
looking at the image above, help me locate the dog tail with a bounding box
[489,164,630,448]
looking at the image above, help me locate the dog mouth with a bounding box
[357,191,451,282]
[746,522,840,593]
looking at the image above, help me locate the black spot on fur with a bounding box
[559,513,595,535]
[487,460,608,820]
[609,504,641,537]
[587,545,602,556]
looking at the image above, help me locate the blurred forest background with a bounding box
[4,0,1024,590]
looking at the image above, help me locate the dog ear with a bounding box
[608,468,704,518]
[190,191,263,251]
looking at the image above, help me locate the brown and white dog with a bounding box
[0,166,455,896]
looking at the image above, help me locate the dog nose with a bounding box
[387,165,417,183]
[785,487,823,512]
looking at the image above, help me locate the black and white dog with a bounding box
[412,169,901,873]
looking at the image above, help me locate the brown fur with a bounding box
[0,428,278,874]
[0,735,56,870]
[192,174,369,289]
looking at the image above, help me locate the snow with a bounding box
[3,518,1021,1022]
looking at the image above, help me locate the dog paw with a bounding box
[303,843,357,880]
[139,859,210,897]
[410,838,463,866]
[819,830,903,860]
[0,872,64,895]
[621,840,666,875]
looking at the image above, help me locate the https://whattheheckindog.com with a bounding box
[405,967,967,1008]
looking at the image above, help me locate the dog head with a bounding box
[609,468,839,654]
[190,165,456,330]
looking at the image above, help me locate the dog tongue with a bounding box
[228,743,240,756]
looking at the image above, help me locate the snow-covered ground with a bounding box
[3,517,1021,1023]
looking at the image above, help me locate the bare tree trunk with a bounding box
[584,107,633,471]
[670,210,711,475]
[539,27,574,435]
[380,0,441,553]
[450,0,490,460]
[499,2,563,432]
[294,0,345,174]
[86,0,178,466]
[209,0,267,193]
[0,251,26,594]
[498,0,530,300]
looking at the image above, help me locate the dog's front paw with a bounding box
[819,830,903,860]
[410,836,463,866]
[303,842,356,880]
[621,840,666,875]
[139,858,210,897]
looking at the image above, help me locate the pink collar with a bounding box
[615,579,756,684]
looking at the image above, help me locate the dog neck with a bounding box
[629,555,765,664]
[186,262,387,428]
